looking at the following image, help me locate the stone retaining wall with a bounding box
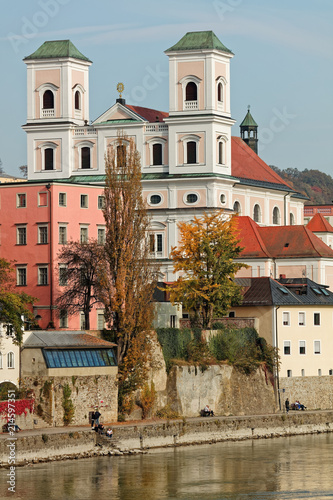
[1,411,333,466]
[280,376,333,410]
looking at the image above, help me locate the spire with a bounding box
[240,106,258,154]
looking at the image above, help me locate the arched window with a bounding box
[185,82,197,101]
[153,144,162,165]
[217,82,223,102]
[290,212,295,225]
[43,90,54,109]
[233,201,241,214]
[81,147,90,169]
[75,90,81,110]
[7,352,14,369]
[273,207,280,225]
[218,141,224,164]
[253,204,261,223]
[186,141,197,164]
[44,148,54,170]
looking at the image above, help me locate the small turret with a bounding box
[240,106,258,154]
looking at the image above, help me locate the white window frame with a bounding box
[273,206,281,225]
[216,76,227,110]
[181,135,200,165]
[16,266,27,286]
[59,309,68,328]
[80,194,89,209]
[38,224,48,244]
[299,340,306,355]
[149,232,163,258]
[217,135,227,165]
[80,226,89,243]
[283,340,291,355]
[147,137,166,166]
[183,191,200,206]
[180,75,201,110]
[38,266,48,286]
[16,225,27,245]
[59,192,67,207]
[253,203,262,223]
[73,84,85,118]
[37,82,59,118]
[298,311,306,326]
[233,201,241,214]
[58,224,67,245]
[97,226,106,245]
[38,142,58,171]
[98,195,105,210]
[38,191,48,207]
[80,312,86,330]
[97,311,105,330]
[314,340,321,354]
[148,193,163,207]
[314,312,321,326]
[282,311,290,326]
[7,352,14,369]
[16,193,26,208]
[59,264,68,286]
[76,140,94,170]
[220,193,226,205]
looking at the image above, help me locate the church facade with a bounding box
[0,31,316,330]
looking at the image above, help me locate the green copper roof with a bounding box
[240,109,258,127]
[24,40,91,62]
[166,31,233,54]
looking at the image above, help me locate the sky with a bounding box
[0,0,332,177]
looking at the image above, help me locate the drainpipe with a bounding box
[273,305,281,410]
[46,184,53,328]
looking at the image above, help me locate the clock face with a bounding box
[117,82,124,94]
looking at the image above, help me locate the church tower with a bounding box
[23,40,92,179]
[240,107,258,154]
[165,31,235,176]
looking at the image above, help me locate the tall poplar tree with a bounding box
[168,211,247,329]
[101,135,158,394]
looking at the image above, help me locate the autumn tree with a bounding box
[101,135,158,396]
[0,258,35,344]
[168,211,247,329]
[56,239,105,330]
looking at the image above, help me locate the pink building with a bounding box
[0,181,106,330]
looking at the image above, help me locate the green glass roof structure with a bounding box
[166,31,233,54]
[24,40,91,62]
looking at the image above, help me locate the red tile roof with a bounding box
[306,213,333,233]
[235,216,333,259]
[231,137,293,188]
[126,105,168,123]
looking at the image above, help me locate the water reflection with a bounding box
[1,434,333,499]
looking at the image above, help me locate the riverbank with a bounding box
[1,410,333,467]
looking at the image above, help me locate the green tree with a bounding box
[0,258,35,344]
[101,134,158,396]
[56,239,105,330]
[168,211,247,329]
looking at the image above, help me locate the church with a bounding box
[1,30,330,330]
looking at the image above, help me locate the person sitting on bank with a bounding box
[296,400,306,410]
[204,405,214,416]
[106,428,113,438]
[95,423,105,434]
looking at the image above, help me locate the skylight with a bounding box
[278,287,288,295]
[321,288,330,296]
[312,288,322,295]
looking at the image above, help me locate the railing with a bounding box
[145,124,168,133]
[184,100,198,110]
[42,109,55,117]
[74,127,97,136]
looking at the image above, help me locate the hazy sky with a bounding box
[1,0,332,177]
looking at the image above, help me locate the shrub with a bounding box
[155,404,180,419]
[139,382,156,419]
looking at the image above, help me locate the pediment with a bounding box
[93,103,145,125]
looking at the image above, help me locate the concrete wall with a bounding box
[166,364,276,417]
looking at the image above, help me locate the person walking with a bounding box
[285,398,290,414]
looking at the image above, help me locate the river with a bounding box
[1,433,333,499]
